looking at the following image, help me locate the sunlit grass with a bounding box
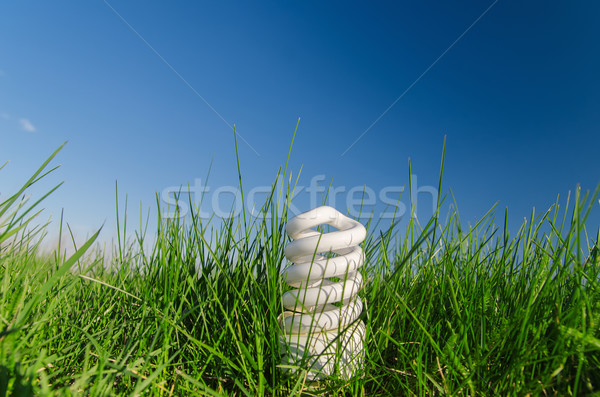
[1,131,599,395]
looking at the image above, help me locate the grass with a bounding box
[1,130,599,396]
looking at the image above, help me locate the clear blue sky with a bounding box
[1,1,599,245]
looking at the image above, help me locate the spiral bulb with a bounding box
[279,206,367,380]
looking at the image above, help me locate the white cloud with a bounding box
[0,112,9,120]
[19,118,36,132]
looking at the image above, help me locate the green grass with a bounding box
[1,132,599,396]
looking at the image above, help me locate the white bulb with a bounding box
[279,206,367,380]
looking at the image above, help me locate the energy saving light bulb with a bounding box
[279,206,367,380]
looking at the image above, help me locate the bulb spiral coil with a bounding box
[279,206,366,380]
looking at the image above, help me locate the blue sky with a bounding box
[1,1,599,245]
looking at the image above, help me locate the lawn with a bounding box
[1,137,599,396]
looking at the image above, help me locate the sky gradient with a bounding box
[1,1,599,246]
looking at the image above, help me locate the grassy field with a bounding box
[1,136,599,396]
